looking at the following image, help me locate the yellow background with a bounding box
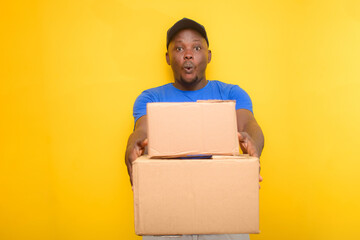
[1,0,360,239]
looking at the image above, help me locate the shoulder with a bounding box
[133,83,173,123]
[134,83,173,102]
[209,80,253,112]
[140,83,173,97]
[209,80,249,96]
[134,83,174,108]
[209,80,234,88]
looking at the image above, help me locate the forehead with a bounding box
[171,29,206,44]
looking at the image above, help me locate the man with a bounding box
[125,18,264,240]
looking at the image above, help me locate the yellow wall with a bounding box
[1,0,360,239]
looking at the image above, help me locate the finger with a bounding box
[238,132,248,154]
[252,151,260,158]
[140,139,148,155]
[142,138,148,146]
[136,147,143,157]
[138,138,148,148]
[259,174,263,189]
[239,142,247,154]
[241,142,259,157]
[238,132,253,155]
[237,132,247,142]
[238,132,244,142]
[239,133,260,157]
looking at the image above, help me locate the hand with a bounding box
[238,132,263,188]
[258,161,263,189]
[259,174,263,189]
[237,132,260,158]
[125,138,148,185]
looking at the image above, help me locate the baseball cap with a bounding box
[166,18,209,49]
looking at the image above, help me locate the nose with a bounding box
[184,49,193,60]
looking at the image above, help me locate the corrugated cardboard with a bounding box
[147,101,239,158]
[133,155,260,235]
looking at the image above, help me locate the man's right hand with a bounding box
[125,116,148,186]
[125,138,148,185]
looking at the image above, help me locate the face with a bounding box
[166,29,212,90]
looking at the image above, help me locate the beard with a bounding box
[178,75,201,89]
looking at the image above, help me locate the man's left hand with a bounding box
[237,131,261,158]
[238,132,263,187]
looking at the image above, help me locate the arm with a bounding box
[236,109,264,187]
[236,109,264,158]
[125,115,148,185]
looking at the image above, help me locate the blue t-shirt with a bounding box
[133,80,253,123]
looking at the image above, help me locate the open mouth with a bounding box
[183,62,194,73]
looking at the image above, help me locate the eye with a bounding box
[176,47,183,51]
[194,46,201,51]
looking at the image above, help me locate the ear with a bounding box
[207,50,212,63]
[166,52,170,65]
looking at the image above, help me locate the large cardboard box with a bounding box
[133,155,260,235]
[147,101,240,158]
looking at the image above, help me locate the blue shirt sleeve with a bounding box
[229,85,253,113]
[133,90,155,124]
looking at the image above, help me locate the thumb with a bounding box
[136,138,148,156]
[237,132,248,154]
[136,138,148,148]
[237,132,248,142]
[140,138,148,147]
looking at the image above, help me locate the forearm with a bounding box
[243,121,264,157]
[125,116,148,184]
[236,109,264,157]
[126,116,148,151]
[126,128,147,151]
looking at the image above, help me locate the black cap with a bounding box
[166,18,209,49]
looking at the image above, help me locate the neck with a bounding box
[173,78,208,91]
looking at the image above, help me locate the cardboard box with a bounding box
[133,155,260,235]
[147,101,240,158]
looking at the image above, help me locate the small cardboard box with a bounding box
[133,155,260,235]
[147,101,240,158]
